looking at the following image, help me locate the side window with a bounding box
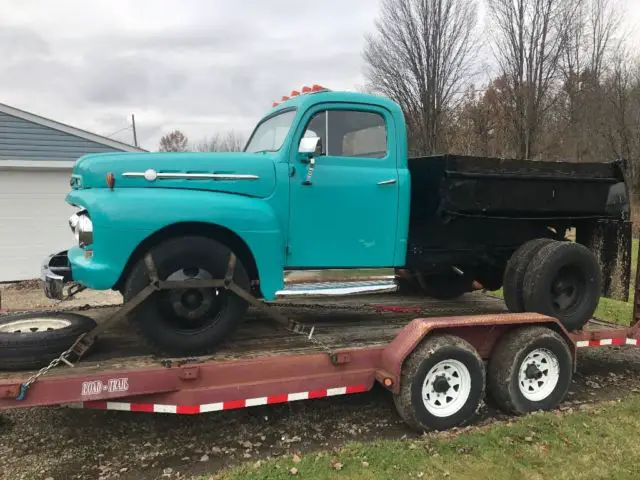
[302,111,327,144]
[301,110,387,158]
[331,110,387,158]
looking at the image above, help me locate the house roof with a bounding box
[0,102,147,153]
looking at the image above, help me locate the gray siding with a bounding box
[0,111,123,161]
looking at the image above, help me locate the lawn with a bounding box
[211,396,640,480]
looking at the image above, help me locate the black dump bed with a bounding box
[408,154,629,221]
[405,154,632,301]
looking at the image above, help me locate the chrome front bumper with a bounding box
[41,251,72,300]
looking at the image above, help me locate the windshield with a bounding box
[244,110,297,153]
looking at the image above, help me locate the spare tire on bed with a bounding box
[0,312,96,371]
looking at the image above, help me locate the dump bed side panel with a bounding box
[406,154,631,300]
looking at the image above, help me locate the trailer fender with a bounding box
[377,313,575,394]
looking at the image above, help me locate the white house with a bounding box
[0,103,145,282]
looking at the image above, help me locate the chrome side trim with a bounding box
[377,178,397,185]
[122,172,259,181]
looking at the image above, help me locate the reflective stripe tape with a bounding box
[77,384,368,415]
[576,338,638,348]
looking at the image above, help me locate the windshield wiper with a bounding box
[253,149,278,154]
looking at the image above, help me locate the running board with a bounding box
[276,278,398,297]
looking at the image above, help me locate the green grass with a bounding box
[210,396,640,480]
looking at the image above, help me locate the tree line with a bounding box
[364,0,640,193]
[158,130,246,153]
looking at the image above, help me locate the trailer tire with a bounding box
[393,334,485,432]
[503,238,555,312]
[523,241,601,331]
[0,312,96,371]
[488,326,572,414]
[124,235,250,356]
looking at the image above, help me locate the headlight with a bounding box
[69,209,93,247]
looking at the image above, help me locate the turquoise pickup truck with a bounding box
[42,86,632,355]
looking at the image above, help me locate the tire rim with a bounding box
[421,359,472,417]
[518,348,560,402]
[159,267,227,330]
[551,266,586,314]
[0,317,72,333]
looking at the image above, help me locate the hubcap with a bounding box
[551,266,585,313]
[421,359,472,418]
[0,317,72,333]
[518,348,560,402]
[160,267,226,328]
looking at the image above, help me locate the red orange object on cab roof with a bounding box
[272,84,329,108]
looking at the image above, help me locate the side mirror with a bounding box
[298,136,323,156]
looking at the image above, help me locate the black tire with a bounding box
[0,312,96,371]
[424,276,472,300]
[395,270,471,300]
[523,241,601,331]
[393,334,485,432]
[503,238,555,312]
[124,236,250,356]
[488,326,572,414]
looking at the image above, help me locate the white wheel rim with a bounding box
[421,359,472,418]
[0,318,72,333]
[518,348,560,402]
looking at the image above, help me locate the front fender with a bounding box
[67,188,285,299]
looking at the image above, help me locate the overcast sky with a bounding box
[1,0,639,151]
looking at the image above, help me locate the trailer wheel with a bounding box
[393,334,485,432]
[523,241,601,331]
[488,326,572,414]
[124,236,250,356]
[0,312,96,371]
[503,238,555,312]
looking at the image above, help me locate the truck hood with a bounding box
[71,151,278,198]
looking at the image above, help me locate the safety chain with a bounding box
[15,346,76,400]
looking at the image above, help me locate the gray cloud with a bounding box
[0,0,381,149]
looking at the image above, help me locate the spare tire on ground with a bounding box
[0,312,96,371]
[522,241,602,331]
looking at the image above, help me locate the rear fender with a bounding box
[377,313,573,394]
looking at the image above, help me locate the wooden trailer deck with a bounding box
[0,292,511,381]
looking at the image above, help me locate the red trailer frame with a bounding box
[1,256,639,429]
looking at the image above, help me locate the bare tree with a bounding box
[194,131,246,152]
[363,0,479,155]
[488,0,579,159]
[158,130,189,152]
[559,0,621,161]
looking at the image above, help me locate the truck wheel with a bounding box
[503,238,555,312]
[0,312,96,371]
[124,236,250,356]
[488,326,572,414]
[393,334,485,432]
[523,241,601,331]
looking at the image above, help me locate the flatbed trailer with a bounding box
[3,271,640,432]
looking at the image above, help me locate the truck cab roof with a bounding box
[269,88,403,116]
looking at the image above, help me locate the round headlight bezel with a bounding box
[69,209,93,247]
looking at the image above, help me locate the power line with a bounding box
[106,125,132,138]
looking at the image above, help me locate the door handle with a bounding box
[377,179,396,185]
[302,157,316,186]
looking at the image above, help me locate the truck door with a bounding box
[287,105,399,268]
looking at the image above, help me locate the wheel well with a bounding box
[113,222,260,292]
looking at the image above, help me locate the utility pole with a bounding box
[131,114,138,147]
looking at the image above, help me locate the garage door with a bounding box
[0,168,76,281]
